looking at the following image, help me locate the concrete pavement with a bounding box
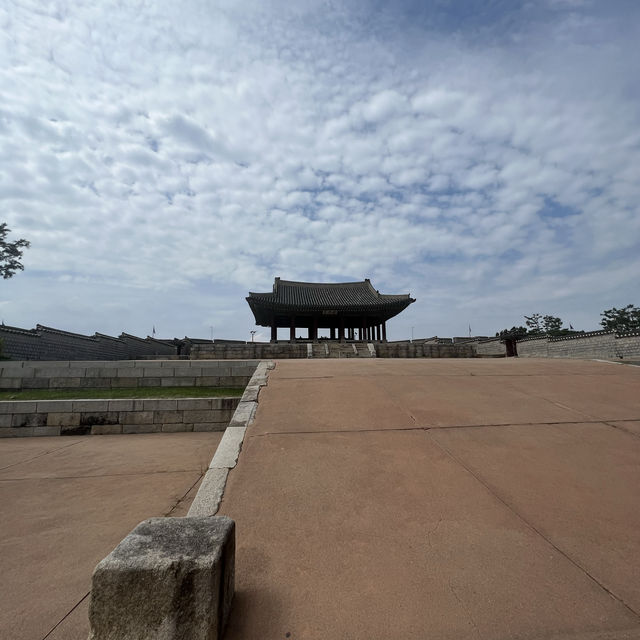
[0,432,222,640]
[219,358,640,640]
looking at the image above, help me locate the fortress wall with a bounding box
[0,325,177,361]
[516,331,640,360]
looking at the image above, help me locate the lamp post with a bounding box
[411,326,414,343]
[250,330,256,343]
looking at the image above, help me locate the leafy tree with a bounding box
[496,326,528,339]
[524,313,543,334]
[542,315,563,334]
[0,223,30,279]
[600,304,640,332]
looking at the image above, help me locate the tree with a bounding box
[542,315,563,334]
[496,326,528,339]
[600,304,640,332]
[0,223,30,279]
[524,313,543,335]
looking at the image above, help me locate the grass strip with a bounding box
[0,387,244,401]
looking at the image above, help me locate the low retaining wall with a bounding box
[0,360,259,391]
[0,397,240,438]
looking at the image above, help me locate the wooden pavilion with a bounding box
[246,278,415,342]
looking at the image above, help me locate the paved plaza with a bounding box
[220,358,640,640]
[0,432,222,640]
[1,358,639,639]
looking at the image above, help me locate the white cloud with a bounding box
[0,0,638,340]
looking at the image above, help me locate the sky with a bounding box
[1,0,639,341]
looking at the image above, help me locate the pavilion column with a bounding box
[375,325,379,342]
[270,317,277,343]
[339,316,345,343]
[382,321,387,342]
[313,316,319,343]
[290,316,296,343]
[330,327,335,340]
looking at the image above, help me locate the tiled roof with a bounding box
[248,278,413,310]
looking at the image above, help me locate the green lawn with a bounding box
[0,387,244,401]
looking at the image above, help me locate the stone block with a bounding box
[0,378,22,389]
[85,367,112,378]
[0,414,11,427]
[21,377,50,389]
[210,426,246,469]
[187,469,229,517]
[117,368,144,378]
[108,399,136,412]
[121,411,154,425]
[110,377,138,388]
[162,377,195,387]
[80,411,119,426]
[153,410,182,424]
[91,424,123,435]
[50,377,82,388]
[33,426,61,437]
[141,367,164,378]
[175,367,198,377]
[36,400,73,413]
[61,424,91,436]
[241,385,260,402]
[80,377,112,388]
[177,399,212,411]
[195,376,221,387]
[182,410,215,424]
[4,427,34,437]
[143,399,177,411]
[12,413,47,427]
[220,398,240,411]
[73,400,109,412]
[228,401,256,427]
[47,412,81,427]
[123,423,161,434]
[138,377,161,387]
[161,423,194,433]
[193,422,226,432]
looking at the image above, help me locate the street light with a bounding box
[411,326,414,343]
[250,330,256,343]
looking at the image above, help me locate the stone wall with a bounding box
[192,341,477,359]
[0,360,258,391]
[0,397,239,438]
[375,342,475,358]
[0,324,176,361]
[192,343,309,359]
[472,337,506,356]
[516,330,640,360]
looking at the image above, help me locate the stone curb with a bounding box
[187,360,274,517]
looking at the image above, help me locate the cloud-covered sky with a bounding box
[2,0,639,341]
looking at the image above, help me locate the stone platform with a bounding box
[219,358,640,639]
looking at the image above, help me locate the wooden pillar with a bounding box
[270,317,277,343]
[312,316,319,343]
[382,321,387,342]
[290,316,296,343]
[330,327,335,340]
[374,325,379,341]
[339,316,345,342]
